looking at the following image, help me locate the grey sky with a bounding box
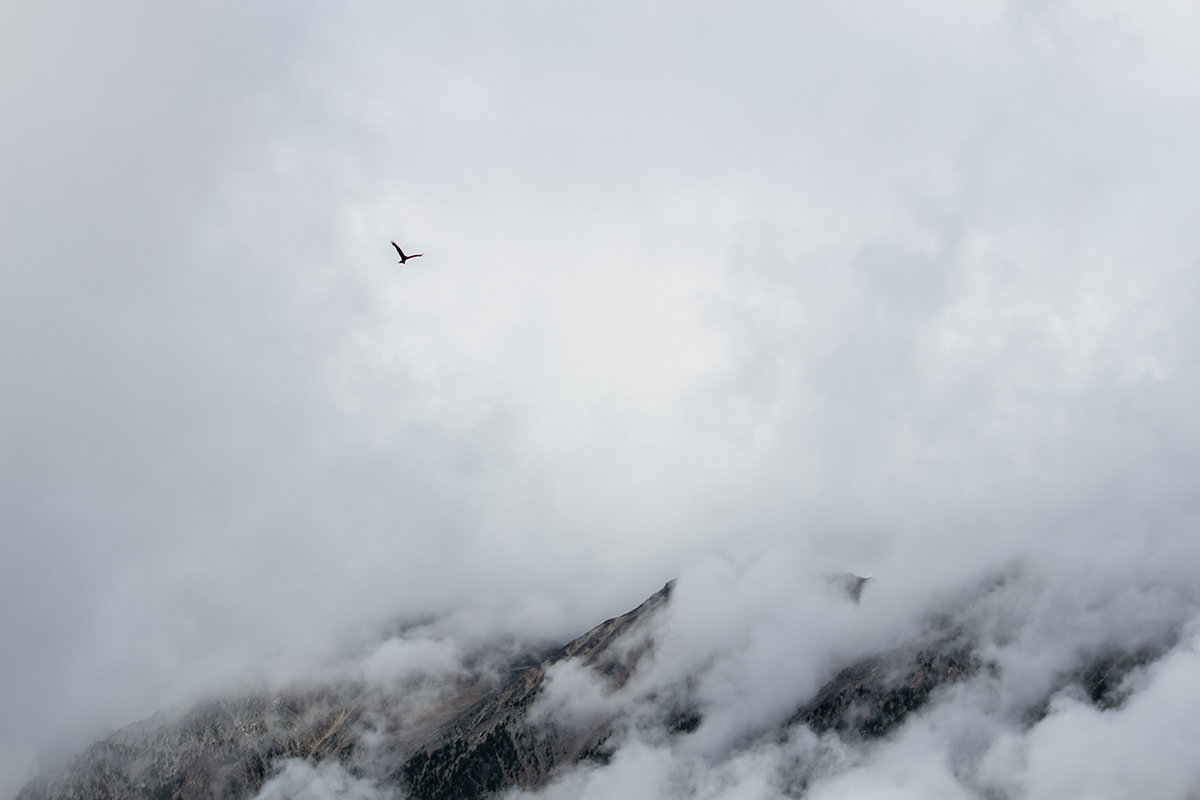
[4,1,1200,796]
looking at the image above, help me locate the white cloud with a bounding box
[1013,627,1200,798]
[5,1,1200,797]
[253,759,398,800]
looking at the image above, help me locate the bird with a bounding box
[391,241,423,264]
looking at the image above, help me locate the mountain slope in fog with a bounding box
[16,574,1174,800]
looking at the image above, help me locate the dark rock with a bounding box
[789,642,978,739]
[1078,647,1157,710]
[826,573,871,604]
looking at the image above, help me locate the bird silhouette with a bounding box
[391,241,423,264]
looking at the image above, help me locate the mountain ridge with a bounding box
[16,576,1165,800]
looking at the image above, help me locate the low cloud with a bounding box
[508,549,1200,799]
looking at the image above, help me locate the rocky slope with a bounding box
[17,578,1163,800]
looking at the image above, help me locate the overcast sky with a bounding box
[4,1,1200,796]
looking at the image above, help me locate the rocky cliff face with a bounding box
[16,578,1163,800]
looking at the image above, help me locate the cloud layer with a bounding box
[4,1,1200,796]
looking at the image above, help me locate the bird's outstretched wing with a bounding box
[391,241,406,258]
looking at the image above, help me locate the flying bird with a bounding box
[391,241,423,264]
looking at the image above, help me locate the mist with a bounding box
[4,1,1200,797]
